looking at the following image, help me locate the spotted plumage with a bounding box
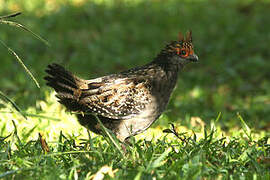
[45,31,198,142]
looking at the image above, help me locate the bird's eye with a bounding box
[179,49,189,57]
[181,50,186,55]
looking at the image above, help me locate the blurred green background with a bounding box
[0,0,269,133]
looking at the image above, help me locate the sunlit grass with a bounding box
[1,91,268,151]
[2,0,269,16]
[0,0,146,15]
[1,92,87,141]
[1,98,269,179]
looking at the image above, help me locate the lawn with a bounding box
[0,0,269,179]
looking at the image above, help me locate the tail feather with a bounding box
[45,64,78,89]
[44,63,85,111]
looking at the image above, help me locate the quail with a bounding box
[45,31,198,142]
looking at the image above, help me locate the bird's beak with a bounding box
[187,54,199,62]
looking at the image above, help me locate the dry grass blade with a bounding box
[39,133,50,153]
[0,12,49,46]
[0,12,50,88]
[0,12,21,19]
[0,39,40,88]
[0,19,50,46]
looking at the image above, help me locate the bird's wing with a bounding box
[78,75,152,120]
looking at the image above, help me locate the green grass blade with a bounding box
[0,169,20,178]
[11,120,22,147]
[21,112,61,121]
[215,112,222,122]
[146,147,172,171]
[0,110,61,121]
[237,112,252,141]
[0,167,36,179]
[95,115,124,157]
[0,39,40,88]
[0,90,27,120]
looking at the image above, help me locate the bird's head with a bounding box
[159,31,198,65]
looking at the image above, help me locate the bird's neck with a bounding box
[150,53,182,92]
[153,53,183,74]
[147,54,181,113]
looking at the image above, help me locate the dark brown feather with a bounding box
[44,32,198,142]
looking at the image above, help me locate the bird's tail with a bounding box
[44,63,86,111]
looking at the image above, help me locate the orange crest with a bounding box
[168,30,194,58]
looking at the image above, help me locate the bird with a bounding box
[44,31,198,142]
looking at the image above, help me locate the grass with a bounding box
[0,0,269,179]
